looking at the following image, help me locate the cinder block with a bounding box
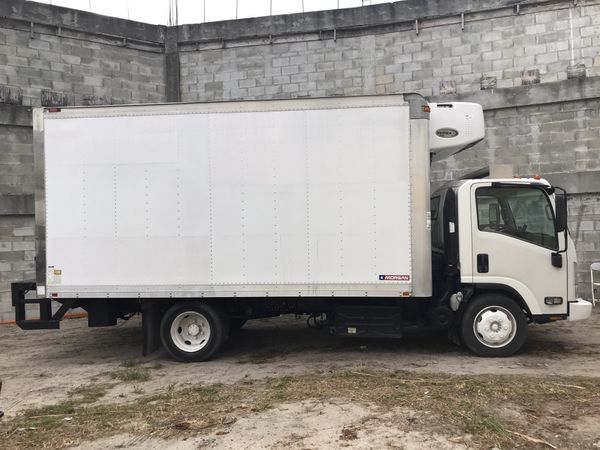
[524,44,547,56]
[290,55,307,65]
[525,24,546,35]
[60,54,80,65]
[535,52,558,65]
[282,65,300,76]
[452,64,472,75]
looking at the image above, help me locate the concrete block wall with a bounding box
[1,0,600,319]
[0,24,166,106]
[179,2,600,101]
[0,121,33,196]
[432,97,600,182]
[431,92,600,293]
[568,194,600,293]
[0,215,34,321]
[0,0,168,321]
[176,0,600,298]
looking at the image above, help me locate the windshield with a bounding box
[476,186,558,250]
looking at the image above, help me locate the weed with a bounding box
[469,415,507,436]
[120,360,140,368]
[1,371,597,450]
[273,376,294,389]
[110,367,150,382]
[193,386,218,400]
[68,384,112,404]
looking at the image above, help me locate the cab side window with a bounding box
[476,186,558,250]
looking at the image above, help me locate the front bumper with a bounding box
[568,298,593,322]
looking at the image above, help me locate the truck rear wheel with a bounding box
[460,294,527,357]
[160,302,230,362]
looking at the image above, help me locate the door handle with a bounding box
[477,254,489,273]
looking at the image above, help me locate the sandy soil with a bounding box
[70,401,470,450]
[1,310,600,448]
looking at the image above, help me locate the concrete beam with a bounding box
[177,0,567,43]
[0,194,34,216]
[545,172,600,196]
[431,76,600,110]
[0,0,165,44]
[0,104,32,127]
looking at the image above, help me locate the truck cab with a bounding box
[431,178,592,356]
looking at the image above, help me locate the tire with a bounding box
[460,293,528,357]
[160,301,230,362]
[229,319,247,333]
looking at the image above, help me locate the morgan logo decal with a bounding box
[435,128,459,138]
[379,274,410,281]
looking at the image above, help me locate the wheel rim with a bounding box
[170,311,211,353]
[473,305,517,348]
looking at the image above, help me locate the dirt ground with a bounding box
[1,310,600,449]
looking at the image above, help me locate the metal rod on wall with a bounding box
[270,0,273,16]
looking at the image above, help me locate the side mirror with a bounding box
[551,252,563,268]
[555,193,567,232]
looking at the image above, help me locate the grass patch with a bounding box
[469,415,507,436]
[110,367,150,383]
[2,371,599,449]
[193,386,219,400]
[68,384,112,404]
[119,360,141,368]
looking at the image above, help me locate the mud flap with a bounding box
[141,300,161,356]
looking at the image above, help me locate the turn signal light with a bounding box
[544,297,563,305]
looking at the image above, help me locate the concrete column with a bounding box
[165,27,181,103]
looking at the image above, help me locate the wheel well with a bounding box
[463,284,533,320]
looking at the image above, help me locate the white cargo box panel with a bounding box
[40,96,414,298]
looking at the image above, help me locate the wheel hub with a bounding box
[187,322,201,336]
[170,311,211,353]
[474,306,516,348]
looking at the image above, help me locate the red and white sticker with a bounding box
[379,274,410,281]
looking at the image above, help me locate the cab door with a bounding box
[470,183,567,316]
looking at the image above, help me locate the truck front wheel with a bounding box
[160,302,230,362]
[460,294,528,357]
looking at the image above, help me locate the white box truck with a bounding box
[12,94,592,361]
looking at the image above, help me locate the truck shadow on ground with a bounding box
[35,314,598,366]
[221,325,463,363]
